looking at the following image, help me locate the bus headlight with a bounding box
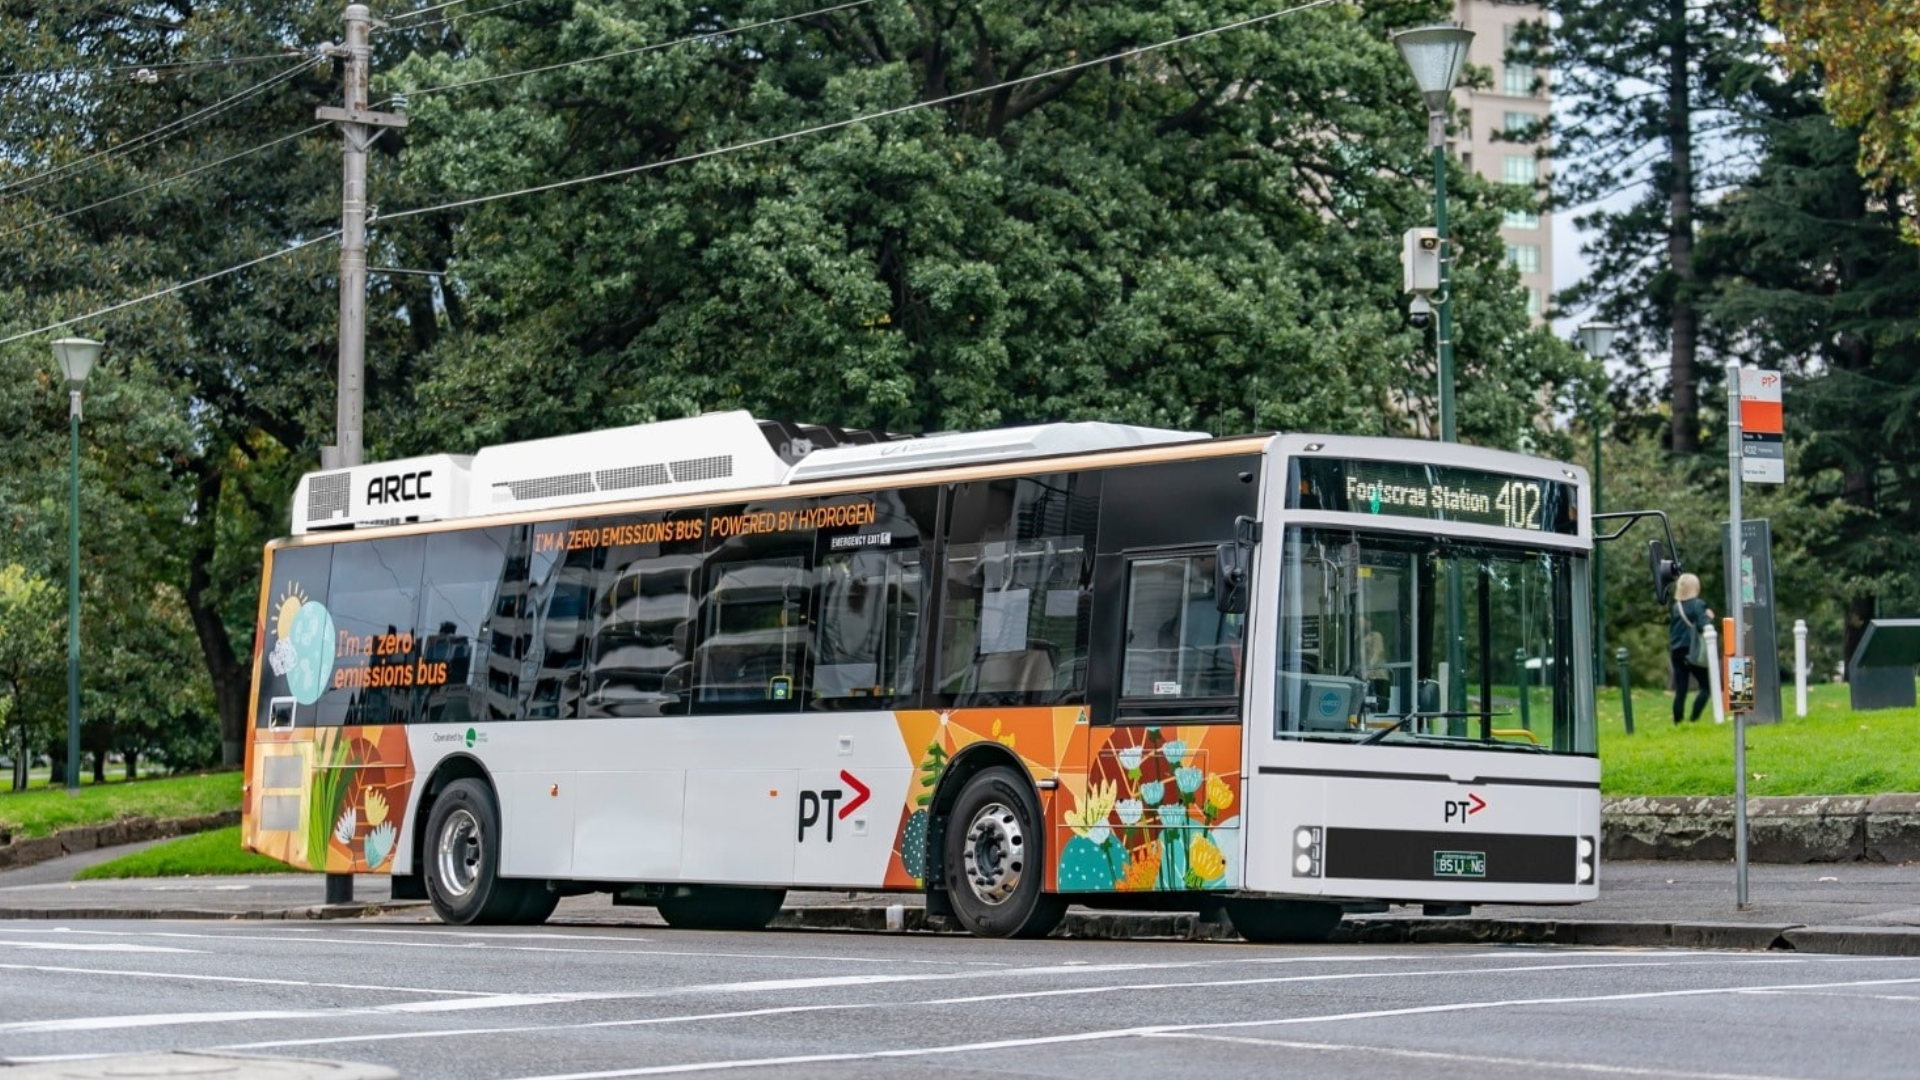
[1576,835,1596,884]
[1292,825,1323,878]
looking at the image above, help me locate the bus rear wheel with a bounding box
[1224,898,1343,944]
[422,778,525,925]
[944,767,1065,939]
[656,886,787,931]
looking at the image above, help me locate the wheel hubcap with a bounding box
[961,801,1025,906]
[437,807,481,898]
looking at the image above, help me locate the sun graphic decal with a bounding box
[274,582,309,642]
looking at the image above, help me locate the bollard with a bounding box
[1703,624,1725,724]
[1515,647,1531,729]
[1794,618,1808,718]
[1615,646,1633,734]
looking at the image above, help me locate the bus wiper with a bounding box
[1360,711,1504,745]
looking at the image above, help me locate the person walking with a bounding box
[1668,573,1715,724]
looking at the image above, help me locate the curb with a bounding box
[1601,794,1920,863]
[5,899,1917,956]
[0,810,241,872]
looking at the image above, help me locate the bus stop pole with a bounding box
[1727,359,1749,911]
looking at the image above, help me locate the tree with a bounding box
[386,0,1586,452]
[1764,0,1920,227]
[1519,0,1768,454]
[1695,68,1920,662]
[0,565,60,791]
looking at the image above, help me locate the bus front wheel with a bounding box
[944,767,1065,939]
[1224,898,1343,944]
[422,778,523,925]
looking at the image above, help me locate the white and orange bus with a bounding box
[243,412,1605,941]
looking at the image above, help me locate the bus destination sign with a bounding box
[1291,458,1579,535]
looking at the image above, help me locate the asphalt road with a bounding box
[3,920,1918,1079]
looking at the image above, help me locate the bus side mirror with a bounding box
[1214,543,1248,615]
[1648,539,1682,604]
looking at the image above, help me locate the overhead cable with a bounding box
[0,56,321,201]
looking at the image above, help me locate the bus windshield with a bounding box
[1273,527,1594,755]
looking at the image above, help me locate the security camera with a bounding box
[1408,295,1434,329]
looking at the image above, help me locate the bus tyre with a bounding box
[422,778,521,925]
[1224,898,1343,944]
[656,886,787,931]
[944,767,1065,939]
[509,883,560,926]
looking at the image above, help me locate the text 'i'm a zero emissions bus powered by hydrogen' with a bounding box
[243,413,1665,941]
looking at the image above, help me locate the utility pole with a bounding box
[317,3,405,906]
[318,3,406,473]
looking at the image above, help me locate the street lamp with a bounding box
[1394,24,1474,443]
[1577,323,1619,688]
[51,336,100,796]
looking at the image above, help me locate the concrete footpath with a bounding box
[3,849,1917,956]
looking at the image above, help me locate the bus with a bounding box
[244,411,1612,941]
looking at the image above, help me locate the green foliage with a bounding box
[1521,0,1770,453]
[0,564,61,790]
[390,0,1578,449]
[0,770,240,841]
[1594,431,1851,687]
[1597,681,1920,796]
[73,825,293,878]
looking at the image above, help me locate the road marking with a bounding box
[196,956,1826,1056]
[0,962,499,997]
[0,942,195,954]
[494,975,1920,1080]
[1145,1033,1814,1080]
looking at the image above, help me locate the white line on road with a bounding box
[494,975,1920,1080]
[1146,1032,1814,1080]
[0,962,501,997]
[192,956,1838,1056]
[0,942,195,954]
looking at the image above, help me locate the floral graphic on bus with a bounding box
[884,708,1240,896]
[270,583,336,706]
[289,726,414,873]
[1057,726,1241,893]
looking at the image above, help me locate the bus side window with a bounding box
[695,556,810,711]
[812,549,922,708]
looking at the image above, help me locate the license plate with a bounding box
[1434,850,1486,879]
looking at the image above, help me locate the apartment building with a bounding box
[1453,0,1552,320]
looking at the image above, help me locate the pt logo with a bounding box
[1444,793,1487,823]
[797,770,871,842]
[366,470,433,505]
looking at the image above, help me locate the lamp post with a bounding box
[1577,323,1619,689]
[1394,24,1474,443]
[51,337,101,796]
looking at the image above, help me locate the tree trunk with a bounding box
[125,749,138,781]
[181,462,252,766]
[1666,0,1699,455]
[92,751,105,784]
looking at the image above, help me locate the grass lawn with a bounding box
[1595,680,1920,796]
[0,771,241,841]
[73,826,293,879]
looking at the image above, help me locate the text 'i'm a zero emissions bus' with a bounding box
[243,412,1646,941]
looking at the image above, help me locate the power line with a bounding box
[384,0,552,36]
[0,55,321,201]
[8,0,1343,343]
[395,0,879,100]
[0,124,328,243]
[385,0,486,22]
[0,50,305,85]
[381,0,1344,224]
[0,231,340,347]
[0,0,871,239]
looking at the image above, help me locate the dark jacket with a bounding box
[1669,598,1710,654]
